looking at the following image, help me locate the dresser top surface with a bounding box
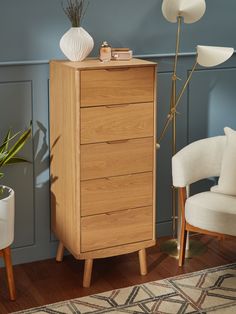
[50,58,156,70]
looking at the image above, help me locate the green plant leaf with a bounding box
[0,129,11,154]
[0,127,31,167]
[0,130,21,154]
[0,152,7,160]
[4,157,30,165]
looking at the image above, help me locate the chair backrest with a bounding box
[0,187,15,250]
[172,136,226,187]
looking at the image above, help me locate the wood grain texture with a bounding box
[81,102,154,144]
[57,58,156,70]
[81,137,154,180]
[186,223,236,239]
[81,172,153,216]
[138,249,147,276]
[152,66,157,240]
[80,67,154,107]
[56,242,65,262]
[2,247,16,301]
[179,187,187,267]
[78,239,156,259]
[83,259,93,288]
[50,59,156,285]
[81,206,153,252]
[49,61,80,256]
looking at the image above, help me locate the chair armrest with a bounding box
[172,136,226,187]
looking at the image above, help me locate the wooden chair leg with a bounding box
[83,259,93,288]
[179,187,187,267]
[3,247,16,301]
[179,227,187,267]
[138,248,147,275]
[56,241,64,262]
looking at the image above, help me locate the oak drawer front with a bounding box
[81,172,153,216]
[80,137,153,180]
[81,102,154,144]
[81,206,153,252]
[80,67,154,107]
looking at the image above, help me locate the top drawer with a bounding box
[80,66,154,107]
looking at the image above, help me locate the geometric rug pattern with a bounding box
[12,263,236,314]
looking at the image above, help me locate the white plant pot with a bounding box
[0,186,15,250]
[60,27,94,62]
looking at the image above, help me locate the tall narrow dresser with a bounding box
[50,58,157,287]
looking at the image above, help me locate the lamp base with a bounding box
[160,238,207,259]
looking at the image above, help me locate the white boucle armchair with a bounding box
[172,135,236,266]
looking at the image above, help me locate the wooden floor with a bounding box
[1,235,236,313]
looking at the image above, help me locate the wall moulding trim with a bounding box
[0,52,210,66]
[0,54,195,67]
[188,65,236,74]
[0,60,50,67]
[0,50,235,66]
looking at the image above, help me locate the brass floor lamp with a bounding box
[158,0,234,258]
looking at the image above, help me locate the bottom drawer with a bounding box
[81,206,153,252]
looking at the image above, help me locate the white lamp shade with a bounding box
[197,45,234,67]
[162,0,206,24]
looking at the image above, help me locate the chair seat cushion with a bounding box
[185,191,236,236]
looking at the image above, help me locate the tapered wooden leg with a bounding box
[179,227,187,267]
[179,187,187,267]
[83,259,93,288]
[138,248,147,275]
[3,247,16,301]
[56,241,64,262]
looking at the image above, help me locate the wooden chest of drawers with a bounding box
[49,58,157,287]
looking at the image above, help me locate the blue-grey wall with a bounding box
[0,0,236,265]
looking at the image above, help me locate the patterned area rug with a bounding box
[13,263,236,314]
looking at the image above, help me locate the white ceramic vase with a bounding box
[60,27,94,62]
[0,186,15,250]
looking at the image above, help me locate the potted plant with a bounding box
[60,0,94,61]
[0,126,31,300]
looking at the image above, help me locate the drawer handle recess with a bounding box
[106,139,129,144]
[105,104,130,109]
[105,67,130,72]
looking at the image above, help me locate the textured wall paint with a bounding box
[0,0,236,264]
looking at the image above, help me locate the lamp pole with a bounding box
[171,15,182,238]
[159,0,233,260]
[158,15,182,238]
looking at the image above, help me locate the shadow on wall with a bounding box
[34,121,59,242]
